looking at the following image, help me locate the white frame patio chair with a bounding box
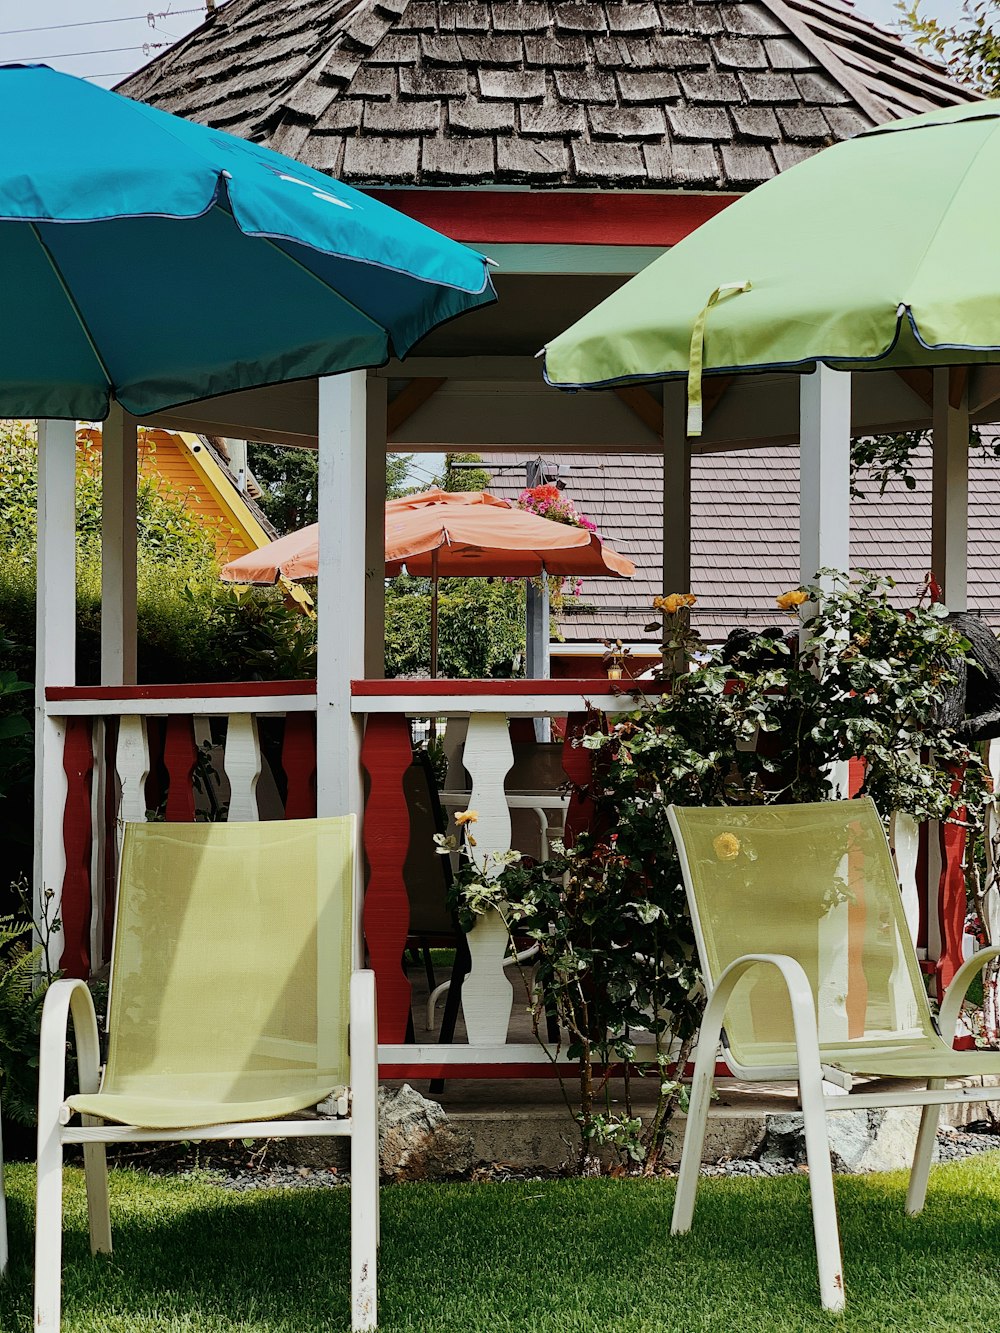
[33,816,379,1332]
[668,797,1000,1313]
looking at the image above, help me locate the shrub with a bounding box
[448,572,986,1173]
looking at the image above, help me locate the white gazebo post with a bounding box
[662,381,690,594]
[800,365,852,1053]
[931,366,969,613]
[364,376,387,680]
[316,371,368,963]
[925,367,970,968]
[800,363,851,804]
[100,405,138,686]
[34,419,78,972]
[93,405,139,961]
[799,364,851,592]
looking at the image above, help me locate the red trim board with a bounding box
[364,190,739,247]
[47,681,317,702]
[351,678,664,697]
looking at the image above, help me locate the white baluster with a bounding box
[925,820,943,963]
[223,714,261,822]
[983,741,1000,946]
[889,810,921,947]
[115,715,150,853]
[889,809,921,1029]
[460,712,514,1045]
[980,742,1000,1043]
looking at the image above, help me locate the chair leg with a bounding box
[906,1078,944,1216]
[420,940,437,995]
[350,971,379,1331]
[798,1069,845,1313]
[82,1119,112,1255]
[670,1029,722,1235]
[34,1122,66,1331]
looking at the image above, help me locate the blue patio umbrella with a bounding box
[0,64,495,420]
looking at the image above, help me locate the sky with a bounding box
[0,0,974,90]
[0,1,206,87]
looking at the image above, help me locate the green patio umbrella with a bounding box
[543,100,1000,436]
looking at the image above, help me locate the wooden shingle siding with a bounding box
[118,0,977,193]
[482,444,1000,642]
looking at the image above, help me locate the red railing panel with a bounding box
[360,712,413,1043]
[60,716,94,979]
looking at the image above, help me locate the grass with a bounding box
[3,1155,1000,1331]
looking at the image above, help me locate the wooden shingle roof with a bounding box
[481,446,1000,641]
[118,0,975,191]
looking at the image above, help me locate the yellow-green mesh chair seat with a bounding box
[671,799,975,1078]
[68,818,354,1131]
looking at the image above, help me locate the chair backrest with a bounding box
[668,799,938,1070]
[103,817,354,1103]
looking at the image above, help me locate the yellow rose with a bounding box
[454,810,478,827]
[654,592,698,614]
[713,832,741,862]
[776,589,809,610]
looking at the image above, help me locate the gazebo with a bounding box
[34,2,985,1081]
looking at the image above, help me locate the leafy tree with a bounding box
[249,443,416,529]
[442,451,491,493]
[897,0,1000,94]
[247,443,318,531]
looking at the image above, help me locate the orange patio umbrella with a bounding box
[222,487,634,674]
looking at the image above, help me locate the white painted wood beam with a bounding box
[100,405,138,686]
[35,419,78,970]
[364,376,387,680]
[316,371,367,826]
[931,367,969,612]
[662,381,691,594]
[799,366,851,587]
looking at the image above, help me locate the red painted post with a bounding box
[60,716,94,979]
[360,713,413,1043]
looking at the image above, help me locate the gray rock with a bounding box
[762,1107,934,1173]
[378,1084,475,1182]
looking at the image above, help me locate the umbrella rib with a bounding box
[29,222,115,396]
[250,227,393,346]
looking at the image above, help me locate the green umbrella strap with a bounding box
[687,281,751,437]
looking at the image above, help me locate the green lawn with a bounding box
[3,1156,1000,1331]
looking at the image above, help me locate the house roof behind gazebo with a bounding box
[118,0,975,192]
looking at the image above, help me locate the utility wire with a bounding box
[0,8,204,37]
[21,43,170,61]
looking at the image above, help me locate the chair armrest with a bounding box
[38,978,103,1123]
[700,952,826,1085]
[938,946,1000,1042]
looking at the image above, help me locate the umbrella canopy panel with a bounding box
[221,488,634,583]
[543,101,1000,418]
[0,64,494,420]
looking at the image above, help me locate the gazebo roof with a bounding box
[118,0,975,192]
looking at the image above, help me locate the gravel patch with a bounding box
[105,1125,1000,1190]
